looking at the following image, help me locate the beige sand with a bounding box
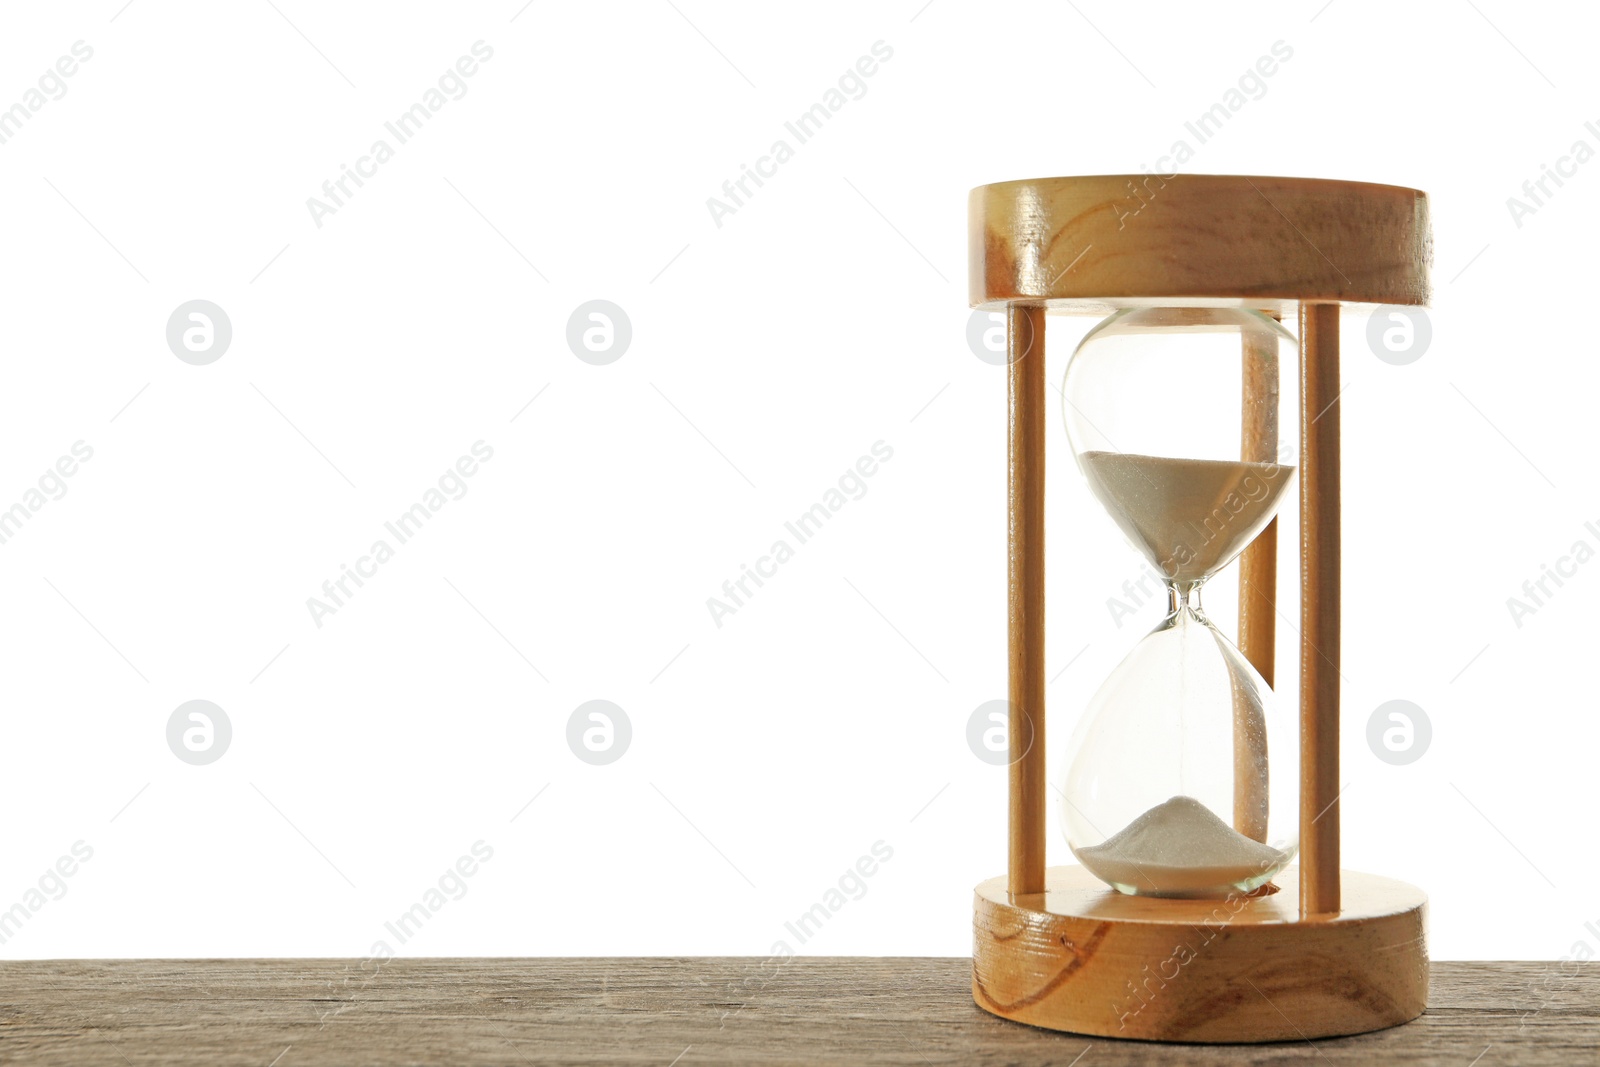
[1079,451,1293,586]
[1076,795,1287,898]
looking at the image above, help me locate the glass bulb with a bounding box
[1056,307,1300,898]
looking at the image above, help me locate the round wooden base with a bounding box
[972,866,1427,1043]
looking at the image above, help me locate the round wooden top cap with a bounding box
[969,174,1431,312]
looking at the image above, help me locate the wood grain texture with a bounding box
[1006,305,1047,896]
[969,175,1432,312]
[972,866,1426,1042]
[0,958,1589,1065]
[1237,313,1281,691]
[1235,316,1281,841]
[1237,524,1278,692]
[1299,303,1341,917]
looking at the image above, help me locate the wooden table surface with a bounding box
[0,958,1591,1065]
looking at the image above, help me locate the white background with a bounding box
[0,0,1593,963]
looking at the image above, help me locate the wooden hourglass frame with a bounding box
[969,175,1431,1043]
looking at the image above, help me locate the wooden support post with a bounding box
[1299,302,1341,916]
[1238,524,1279,690]
[1007,305,1047,897]
[1236,318,1279,842]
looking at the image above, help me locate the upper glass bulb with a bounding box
[1061,307,1299,587]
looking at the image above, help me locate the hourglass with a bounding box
[967,175,1431,1042]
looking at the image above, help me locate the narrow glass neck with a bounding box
[1168,579,1205,616]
